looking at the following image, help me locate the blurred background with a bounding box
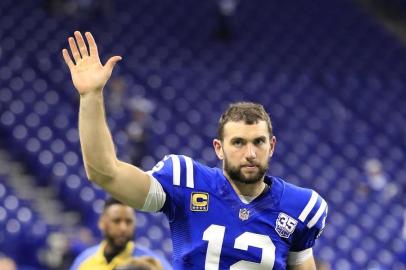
[0,0,405,269]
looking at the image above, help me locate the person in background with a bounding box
[364,158,398,200]
[214,0,239,40]
[69,198,171,270]
[126,96,155,166]
[107,76,127,116]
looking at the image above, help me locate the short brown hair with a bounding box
[217,102,273,140]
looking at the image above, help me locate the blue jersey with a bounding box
[149,155,328,270]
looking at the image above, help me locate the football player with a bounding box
[62,31,327,270]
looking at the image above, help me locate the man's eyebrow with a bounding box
[231,136,266,140]
[230,137,245,141]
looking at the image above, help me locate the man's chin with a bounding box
[243,170,263,180]
[113,240,129,249]
[224,162,267,185]
[233,175,263,185]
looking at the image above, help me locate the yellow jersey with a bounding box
[70,241,172,270]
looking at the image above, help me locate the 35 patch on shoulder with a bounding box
[275,212,297,238]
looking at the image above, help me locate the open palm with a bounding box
[62,31,121,95]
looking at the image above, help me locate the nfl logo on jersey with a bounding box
[239,208,250,221]
[275,212,298,238]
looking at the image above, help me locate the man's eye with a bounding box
[254,139,266,146]
[233,140,243,146]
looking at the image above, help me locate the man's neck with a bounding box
[103,242,126,263]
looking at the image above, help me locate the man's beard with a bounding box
[224,156,269,185]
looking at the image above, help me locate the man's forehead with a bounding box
[104,204,135,218]
[223,120,269,139]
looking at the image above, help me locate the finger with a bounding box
[104,56,122,72]
[85,32,99,57]
[68,37,81,63]
[74,31,89,57]
[62,49,74,69]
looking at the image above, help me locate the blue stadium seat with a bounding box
[0,0,405,268]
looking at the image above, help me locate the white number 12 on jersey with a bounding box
[203,224,275,270]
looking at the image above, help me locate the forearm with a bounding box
[79,90,118,183]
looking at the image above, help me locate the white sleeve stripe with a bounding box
[183,156,194,188]
[171,155,181,186]
[287,248,313,265]
[298,190,318,222]
[307,199,327,228]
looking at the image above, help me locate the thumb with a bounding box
[104,56,122,72]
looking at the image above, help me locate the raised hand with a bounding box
[62,31,122,96]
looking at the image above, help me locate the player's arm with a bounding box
[62,31,150,209]
[287,255,316,270]
[288,189,328,270]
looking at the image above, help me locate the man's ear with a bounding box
[269,136,276,158]
[98,214,105,232]
[213,139,224,160]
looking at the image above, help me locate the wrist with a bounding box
[80,88,103,99]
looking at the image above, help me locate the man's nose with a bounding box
[245,144,256,159]
[118,221,129,231]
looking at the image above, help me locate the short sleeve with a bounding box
[291,193,328,251]
[147,154,194,221]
